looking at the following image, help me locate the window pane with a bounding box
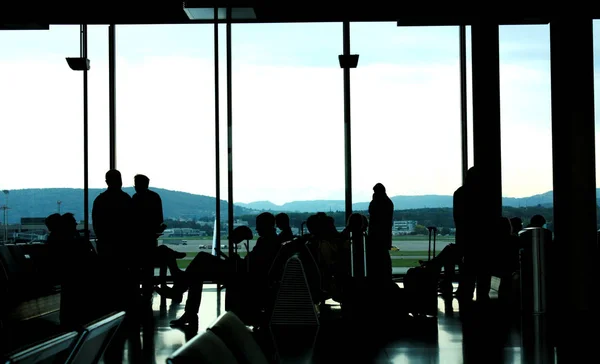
[350,23,462,274]
[499,25,553,229]
[88,25,110,242]
[231,23,344,239]
[0,26,82,242]
[115,25,215,266]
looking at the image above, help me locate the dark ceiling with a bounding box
[0,1,596,26]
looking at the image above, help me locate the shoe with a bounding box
[174,251,187,259]
[170,314,198,328]
[155,286,183,304]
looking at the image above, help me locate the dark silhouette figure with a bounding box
[91,169,133,311]
[458,166,491,303]
[367,183,394,281]
[131,174,165,301]
[49,213,104,328]
[510,217,523,235]
[44,213,61,244]
[276,212,294,243]
[160,213,280,327]
[527,214,546,228]
[92,170,133,263]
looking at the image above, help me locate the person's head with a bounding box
[134,174,150,193]
[61,213,77,233]
[529,214,546,228]
[360,215,369,232]
[306,214,320,235]
[231,225,253,245]
[45,213,61,232]
[510,217,523,234]
[105,169,122,189]
[373,183,386,198]
[256,212,276,237]
[275,213,290,230]
[347,213,363,231]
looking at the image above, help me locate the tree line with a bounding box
[166,205,556,233]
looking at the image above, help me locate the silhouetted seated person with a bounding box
[276,212,294,243]
[419,243,463,296]
[159,213,280,327]
[367,183,394,282]
[527,214,546,228]
[45,213,62,245]
[510,217,523,235]
[50,213,104,328]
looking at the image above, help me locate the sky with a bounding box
[1,22,599,205]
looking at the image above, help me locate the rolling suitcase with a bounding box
[404,226,439,317]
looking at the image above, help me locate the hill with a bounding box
[2,187,598,223]
[0,188,255,223]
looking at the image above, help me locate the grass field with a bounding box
[162,235,455,242]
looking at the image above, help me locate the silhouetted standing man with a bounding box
[92,169,132,309]
[368,183,394,281]
[131,174,164,300]
[92,170,132,262]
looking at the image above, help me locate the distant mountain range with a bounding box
[0,187,579,224]
[237,191,561,212]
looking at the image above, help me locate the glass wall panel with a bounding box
[88,25,110,240]
[594,20,600,225]
[0,26,82,242]
[230,23,344,248]
[499,25,553,230]
[350,23,462,274]
[115,25,215,262]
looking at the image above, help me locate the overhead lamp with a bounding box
[182,3,257,20]
[65,57,90,71]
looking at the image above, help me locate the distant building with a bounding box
[393,220,417,235]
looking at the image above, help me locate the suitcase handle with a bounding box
[427,226,437,260]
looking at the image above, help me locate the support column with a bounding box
[471,23,502,216]
[339,21,359,223]
[108,24,116,170]
[550,19,598,361]
[226,8,234,257]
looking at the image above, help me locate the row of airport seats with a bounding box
[167,311,270,364]
[0,243,61,327]
[2,310,125,364]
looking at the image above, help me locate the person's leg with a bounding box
[169,254,232,327]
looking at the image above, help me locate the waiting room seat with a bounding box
[66,311,125,364]
[270,253,320,327]
[4,331,81,364]
[167,330,239,364]
[208,312,269,364]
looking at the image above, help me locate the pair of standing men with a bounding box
[92,170,164,309]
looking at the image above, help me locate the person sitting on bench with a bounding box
[157,212,280,327]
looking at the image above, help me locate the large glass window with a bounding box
[115,25,216,260]
[350,23,462,274]
[230,23,345,240]
[499,25,553,229]
[0,26,83,242]
[88,25,110,238]
[594,20,600,228]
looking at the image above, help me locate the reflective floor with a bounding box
[2,283,556,363]
[115,283,554,364]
